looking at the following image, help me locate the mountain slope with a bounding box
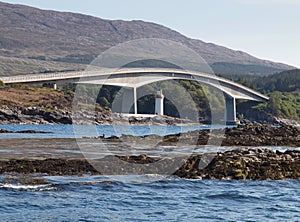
[0,1,294,76]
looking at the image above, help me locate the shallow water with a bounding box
[1,137,297,161]
[0,175,299,221]
[0,124,227,139]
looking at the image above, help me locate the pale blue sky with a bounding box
[2,0,300,67]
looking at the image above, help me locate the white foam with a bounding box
[0,183,54,191]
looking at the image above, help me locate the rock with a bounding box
[0,128,13,133]
[0,148,299,180]
[221,124,300,147]
[93,123,300,147]
[15,130,51,134]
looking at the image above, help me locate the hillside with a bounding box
[0,1,294,76]
[233,69,300,122]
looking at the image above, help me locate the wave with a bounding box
[0,183,55,192]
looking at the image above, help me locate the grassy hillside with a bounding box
[0,84,72,112]
[0,2,294,76]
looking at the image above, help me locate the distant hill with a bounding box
[0,1,295,76]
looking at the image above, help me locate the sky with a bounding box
[2,0,300,68]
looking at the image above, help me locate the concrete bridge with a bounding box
[0,68,269,124]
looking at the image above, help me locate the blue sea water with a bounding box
[0,124,224,139]
[0,175,299,221]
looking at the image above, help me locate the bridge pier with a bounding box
[121,87,137,114]
[225,96,237,125]
[133,87,137,115]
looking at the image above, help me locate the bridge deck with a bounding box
[0,68,268,102]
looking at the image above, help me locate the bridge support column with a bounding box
[133,87,137,115]
[121,87,137,114]
[225,96,237,125]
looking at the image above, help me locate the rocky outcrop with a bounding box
[0,159,96,176]
[221,124,300,146]
[175,149,300,180]
[0,129,12,133]
[0,149,299,180]
[0,106,72,124]
[0,129,51,134]
[99,124,300,147]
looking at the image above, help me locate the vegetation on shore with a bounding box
[227,69,300,121]
[0,84,72,112]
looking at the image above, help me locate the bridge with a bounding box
[0,68,269,124]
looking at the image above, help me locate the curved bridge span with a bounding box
[0,68,268,124]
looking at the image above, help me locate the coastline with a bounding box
[1,104,299,126]
[0,123,299,147]
[0,123,299,180]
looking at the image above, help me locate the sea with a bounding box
[0,124,299,221]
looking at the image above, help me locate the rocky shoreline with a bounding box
[0,148,299,180]
[1,105,299,126]
[96,124,300,147]
[0,106,194,125]
[0,106,73,124]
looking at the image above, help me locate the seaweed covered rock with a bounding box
[174,148,300,180]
